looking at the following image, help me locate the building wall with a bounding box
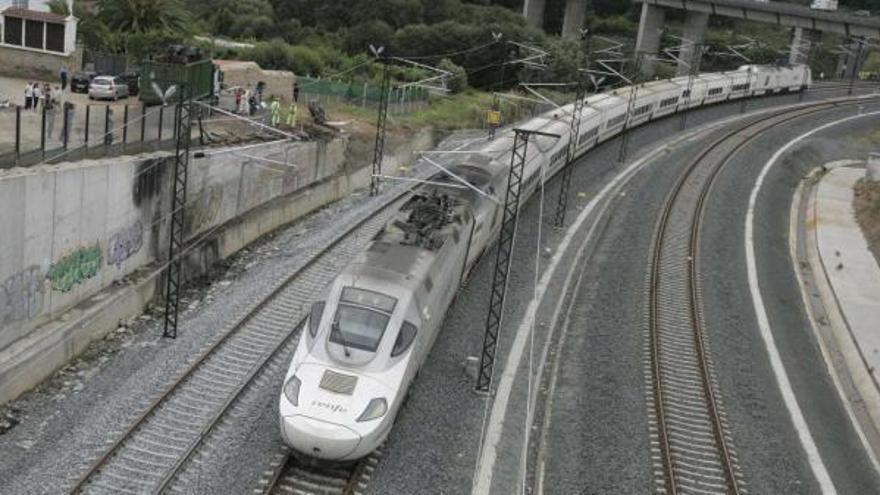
[0,137,346,352]
[0,42,81,79]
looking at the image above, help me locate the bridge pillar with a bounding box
[789,27,822,65]
[562,0,588,40]
[523,0,547,30]
[676,11,709,76]
[636,2,666,78]
[836,38,865,80]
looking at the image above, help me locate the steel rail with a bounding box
[646,98,873,494]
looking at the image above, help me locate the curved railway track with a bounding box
[66,185,416,494]
[645,99,873,494]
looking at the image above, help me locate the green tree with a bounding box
[98,0,191,33]
[438,58,468,92]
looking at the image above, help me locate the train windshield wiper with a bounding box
[332,320,352,358]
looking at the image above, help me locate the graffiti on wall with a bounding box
[107,221,144,267]
[187,185,222,234]
[47,246,103,292]
[0,266,45,325]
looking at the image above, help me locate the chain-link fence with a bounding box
[0,100,182,169]
[297,77,430,114]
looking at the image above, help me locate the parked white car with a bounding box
[88,76,129,101]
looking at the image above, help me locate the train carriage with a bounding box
[642,80,685,119]
[588,92,629,142]
[699,73,732,104]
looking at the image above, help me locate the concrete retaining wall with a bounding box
[0,126,437,405]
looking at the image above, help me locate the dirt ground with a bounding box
[854,178,880,268]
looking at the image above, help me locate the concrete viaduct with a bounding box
[523,0,589,39]
[635,0,880,78]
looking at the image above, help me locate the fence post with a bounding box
[362,83,368,108]
[158,105,164,144]
[41,105,47,160]
[84,104,90,158]
[14,106,21,167]
[104,105,111,154]
[62,104,69,151]
[122,104,129,151]
[402,87,407,114]
[140,103,147,144]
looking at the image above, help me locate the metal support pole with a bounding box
[14,106,20,167]
[140,103,147,143]
[740,66,752,113]
[104,105,111,153]
[848,39,863,96]
[84,104,90,155]
[680,44,702,131]
[618,56,643,163]
[475,128,561,393]
[163,84,194,339]
[158,105,165,143]
[62,103,69,151]
[489,46,508,141]
[41,105,47,161]
[553,82,587,227]
[370,59,391,197]
[122,104,129,149]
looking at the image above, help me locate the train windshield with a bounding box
[329,287,397,352]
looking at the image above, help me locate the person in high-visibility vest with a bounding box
[270,98,282,126]
[285,101,298,127]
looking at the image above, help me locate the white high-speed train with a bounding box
[278,63,811,461]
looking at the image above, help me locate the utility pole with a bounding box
[489,32,505,141]
[848,37,865,96]
[617,55,642,163]
[680,43,702,131]
[370,46,391,196]
[163,82,194,339]
[476,128,560,393]
[553,28,591,228]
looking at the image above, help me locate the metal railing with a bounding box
[0,100,181,168]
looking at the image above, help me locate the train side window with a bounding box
[391,321,418,357]
[309,301,325,337]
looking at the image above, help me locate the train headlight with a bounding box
[283,376,301,406]
[356,398,387,422]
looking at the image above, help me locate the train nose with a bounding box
[281,415,362,460]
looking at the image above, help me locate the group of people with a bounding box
[23,82,56,111]
[232,82,300,128]
[234,86,259,116]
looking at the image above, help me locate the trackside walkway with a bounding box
[814,166,880,428]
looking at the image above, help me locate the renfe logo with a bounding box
[312,400,347,414]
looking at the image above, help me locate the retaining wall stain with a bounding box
[107,221,144,267]
[133,158,166,206]
[47,246,103,292]
[0,266,45,324]
[186,185,223,234]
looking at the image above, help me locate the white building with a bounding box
[0,0,79,77]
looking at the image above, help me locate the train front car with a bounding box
[279,187,479,462]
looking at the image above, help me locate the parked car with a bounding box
[70,71,96,93]
[88,76,130,101]
[118,72,140,96]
